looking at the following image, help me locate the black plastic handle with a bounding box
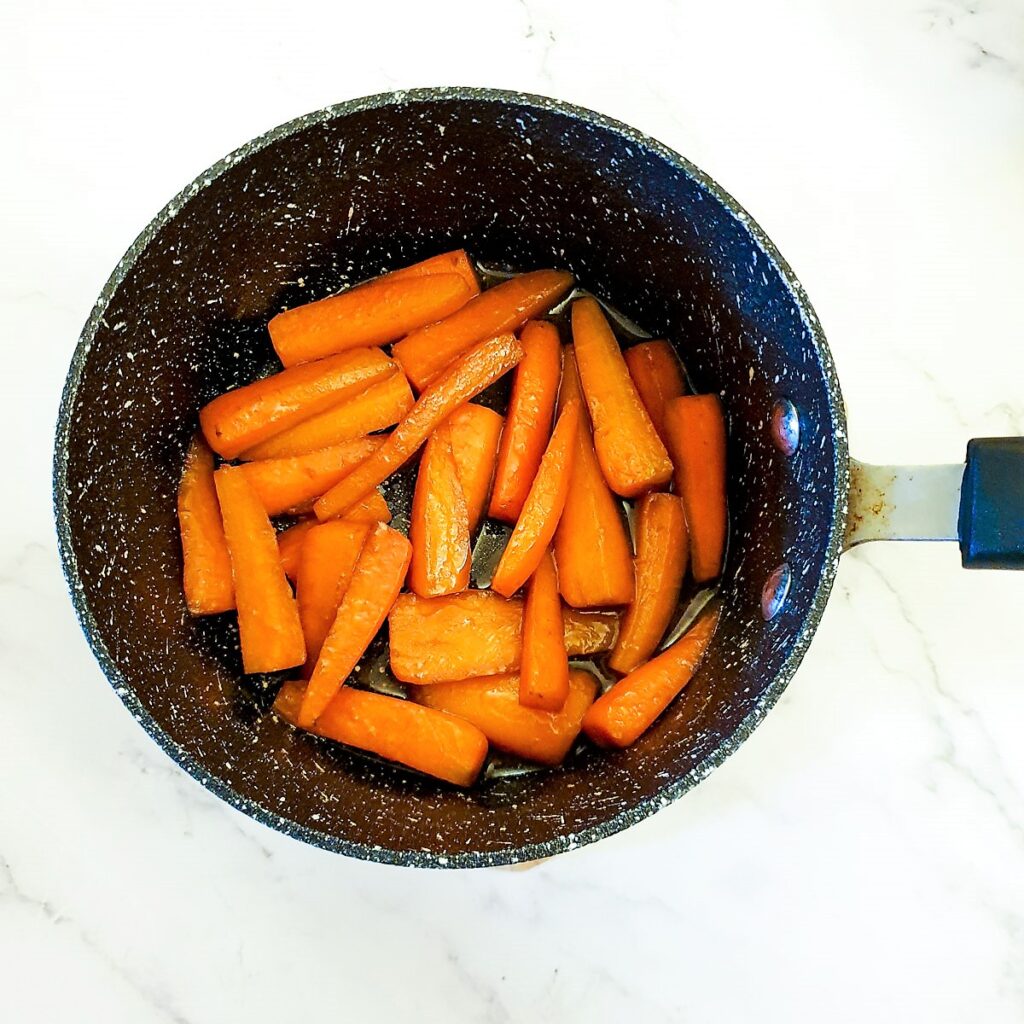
[958,437,1024,569]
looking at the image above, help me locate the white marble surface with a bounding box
[3,0,1024,1020]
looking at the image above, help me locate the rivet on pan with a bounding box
[770,398,800,456]
[761,563,792,621]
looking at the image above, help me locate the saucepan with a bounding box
[53,88,1023,867]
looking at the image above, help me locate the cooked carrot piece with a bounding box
[296,521,370,676]
[277,518,316,582]
[623,340,687,448]
[608,493,688,674]
[663,395,728,582]
[314,334,524,520]
[393,270,574,389]
[583,607,719,748]
[446,404,503,534]
[269,274,474,367]
[340,489,392,524]
[388,591,618,683]
[213,467,305,673]
[388,249,481,295]
[519,550,569,710]
[239,373,414,460]
[275,680,487,787]
[553,345,635,608]
[571,298,673,497]
[488,320,562,523]
[490,402,579,597]
[415,670,598,766]
[199,349,395,459]
[178,435,234,614]
[298,524,411,727]
[409,422,471,597]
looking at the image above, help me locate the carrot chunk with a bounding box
[446,404,503,534]
[388,248,481,295]
[277,518,316,582]
[623,340,687,448]
[571,298,673,497]
[519,550,569,710]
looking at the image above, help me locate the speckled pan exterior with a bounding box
[53,88,849,868]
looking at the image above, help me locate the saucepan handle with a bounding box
[845,437,1024,569]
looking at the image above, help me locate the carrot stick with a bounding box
[571,297,673,497]
[446,404,503,534]
[490,401,579,597]
[340,490,392,524]
[296,521,370,676]
[583,608,719,748]
[200,349,395,459]
[178,435,234,614]
[488,320,562,523]
[213,467,305,673]
[409,422,471,597]
[388,249,480,295]
[663,395,728,582]
[415,669,598,766]
[623,340,687,448]
[314,334,524,520]
[388,591,618,683]
[393,270,574,389]
[270,274,474,367]
[519,550,569,710]
[608,493,688,674]
[239,373,414,460]
[553,345,635,607]
[277,518,316,582]
[275,680,487,787]
[298,524,411,727]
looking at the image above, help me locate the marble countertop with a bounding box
[4,0,1023,1020]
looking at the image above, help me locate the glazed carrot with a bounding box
[389,591,618,683]
[178,435,234,614]
[275,680,487,787]
[519,550,569,710]
[270,274,474,367]
[314,334,524,520]
[277,518,316,582]
[409,422,471,597]
[583,607,720,748]
[490,402,579,597]
[199,349,395,459]
[239,373,414,460]
[388,249,481,295]
[415,670,598,766]
[663,395,728,582]
[213,467,305,673]
[488,320,562,522]
[296,521,370,675]
[446,404,503,533]
[623,340,687,448]
[393,270,574,389]
[341,489,392,524]
[553,345,634,607]
[298,524,411,727]
[571,298,673,497]
[608,493,688,674]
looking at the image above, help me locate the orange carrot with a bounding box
[519,550,569,710]
[446,403,503,534]
[277,518,316,582]
[415,670,597,766]
[213,467,305,673]
[409,422,471,597]
[340,490,392,524]
[239,373,414,460]
[275,680,487,787]
[393,270,574,389]
[623,340,687,448]
[178,435,234,614]
[296,521,370,675]
[553,345,635,608]
[270,274,473,367]
[608,493,688,674]
[388,249,481,295]
[490,402,579,597]
[663,395,728,582]
[488,320,562,523]
[199,349,394,459]
[571,297,673,497]
[314,334,524,520]
[298,524,411,727]
[389,591,618,683]
[583,607,719,748]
